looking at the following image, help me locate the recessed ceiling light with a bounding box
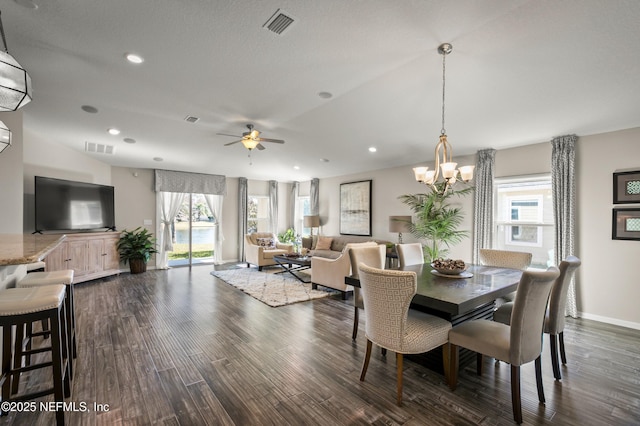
[320,158,329,162]
[369,147,377,153]
[123,138,136,144]
[126,53,144,64]
[293,165,300,170]
[81,105,98,114]
[153,157,163,162]
[108,128,120,135]
[318,91,333,99]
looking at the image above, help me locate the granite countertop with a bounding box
[0,234,66,266]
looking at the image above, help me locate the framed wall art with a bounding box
[340,180,372,236]
[612,208,640,240]
[613,170,640,204]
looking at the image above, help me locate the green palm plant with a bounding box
[399,183,473,262]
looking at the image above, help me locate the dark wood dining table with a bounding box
[345,263,523,371]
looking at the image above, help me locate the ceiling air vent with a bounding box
[263,9,295,35]
[184,115,199,123]
[85,141,115,155]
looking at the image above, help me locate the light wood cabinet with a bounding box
[45,232,121,283]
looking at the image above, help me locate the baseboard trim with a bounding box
[579,311,640,330]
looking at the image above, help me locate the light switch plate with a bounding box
[143,219,152,226]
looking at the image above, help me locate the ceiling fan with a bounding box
[217,124,285,151]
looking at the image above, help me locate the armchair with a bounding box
[244,233,294,270]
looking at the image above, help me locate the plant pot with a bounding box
[129,258,147,274]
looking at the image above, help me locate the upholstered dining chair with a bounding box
[448,266,559,424]
[479,248,532,304]
[348,245,386,340]
[357,263,452,406]
[397,243,424,268]
[493,256,581,380]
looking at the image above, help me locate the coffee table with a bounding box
[273,255,312,283]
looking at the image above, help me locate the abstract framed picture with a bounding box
[613,170,640,204]
[612,208,640,240]
[340,180,372,236]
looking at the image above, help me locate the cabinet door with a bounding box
[87,239,104,274]
[45,242,69,271]
[68,240,89,277]
[103,236,120,271]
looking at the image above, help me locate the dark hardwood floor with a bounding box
[2,265,639,425]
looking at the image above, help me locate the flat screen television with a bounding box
[35,176,116,232]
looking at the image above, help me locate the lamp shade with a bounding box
[304,215,320,228]
[0,51,33,112]
[389,216,412,233]
[0,120,10,153]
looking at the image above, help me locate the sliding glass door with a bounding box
[168,193,215,267]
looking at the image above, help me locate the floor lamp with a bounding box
[304,215,320,238]
[389,216,412,243]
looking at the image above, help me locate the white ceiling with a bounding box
[4,0,640,182]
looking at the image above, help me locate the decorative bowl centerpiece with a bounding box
[431,258,467,275]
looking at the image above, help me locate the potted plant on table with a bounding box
[117,227,158,274]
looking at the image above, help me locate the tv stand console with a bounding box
[44,232,120,283]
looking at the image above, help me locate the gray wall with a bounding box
[0,111,24,233]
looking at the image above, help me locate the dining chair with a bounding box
[448,266,560,424]
[493,256,581,380]
[397,243,424,268]
[357,263,452,406]
[479,248,532,304]
[348,244,386,340]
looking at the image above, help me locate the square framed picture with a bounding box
[340,180,372,236]
[613,171,640,204]
[612,208,640,240]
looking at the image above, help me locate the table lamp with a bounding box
[304,215,320,237]
[389,216,412,243]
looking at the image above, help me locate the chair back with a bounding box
[509,266,559,365]
[546,256,581,334]
[349,245,386,278]
[479,249,532,271]
[357,264,416,351]
[397,243,424,268]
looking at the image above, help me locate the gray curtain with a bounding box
[289,181,299,230]
[268,180,278,233]
[238,177,248,262]
[310,178,319,215]
[472,149,496,264]
[155,169,226,195]
[552,134,578,317]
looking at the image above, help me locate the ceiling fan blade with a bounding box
[257,138,285,143]
[256,143,266,151]
[224,140,243,146]
[217,133,242,138]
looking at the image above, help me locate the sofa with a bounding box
[304,235,391,298]
[245,232,294,270]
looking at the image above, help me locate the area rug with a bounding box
[211,266,337,307]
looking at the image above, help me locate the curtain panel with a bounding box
[268,180,278,234]
[551,134,578,317]
[310,178,319,216]
[155,169,226,195]
[289,181,299,231]
[204,194,224,265]
[472,149,496,264]
[238,177,248,262]
[156,192,186,269]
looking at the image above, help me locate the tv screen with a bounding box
[35,176,116,232]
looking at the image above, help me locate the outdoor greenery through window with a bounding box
[248,196,270,233]
[494,175,554,269]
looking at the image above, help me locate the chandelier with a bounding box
[413,43,473,194]
[0,10,32,111]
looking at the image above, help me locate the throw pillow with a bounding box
[256,237,276,248]
[315,236,333,251]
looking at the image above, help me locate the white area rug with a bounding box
[211,266,336,307]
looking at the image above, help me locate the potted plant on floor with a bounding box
[117,227,158,274]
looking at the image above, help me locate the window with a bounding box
[296,196,311,235]
[494,176,554,269]
[248,196,270,233]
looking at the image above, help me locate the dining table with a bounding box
[345,263,523,371]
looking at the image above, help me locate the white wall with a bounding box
[0,111,24,233]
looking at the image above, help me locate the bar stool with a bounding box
[0,285,70,426]
[17,270,76,381]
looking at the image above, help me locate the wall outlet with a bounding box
[143,219,152,226]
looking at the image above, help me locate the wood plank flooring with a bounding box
[1,265,639,425]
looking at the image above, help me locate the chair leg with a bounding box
[559,331,567,365]
[511,365,523,424]
[535,355,545,404]
[11,324,25,394]
[41,319,50,339]
[550,334,561,380]
[352,307,359,340]
[449,344,459,391]
[476,353,484,376]
[50,309,67,425]
[396,352,403,406]
[1,326,11,416]
[442,344,451,386]
[360,339,372,381]
[381,348,387,356]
